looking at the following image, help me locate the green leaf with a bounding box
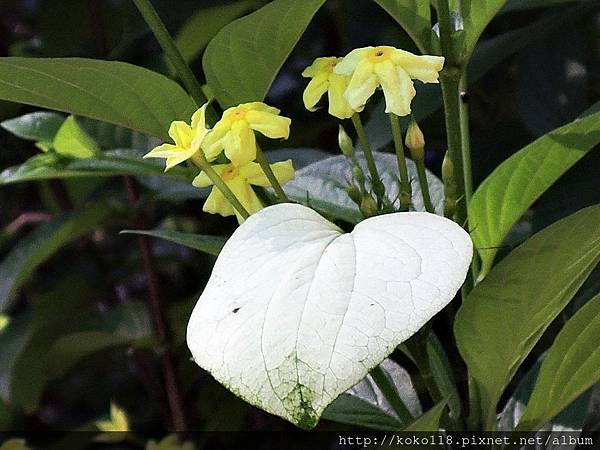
[0,204,115,313]
[427,333,461,419]
[469,103,600,277]
[0,111,64,145]
[403,402,447,432]
[323,358,421,430]
[374,0,433,53]
[0,57,197,138]
[120,229,227,256]
[203,0,326,107]
[175,0,260,65]
[53,116,100,159]
[455,205,600,428]
[79,117,158,151]
[461,0,509,60]
[0,150,188,185]
[0,315,32,403]
[517,293,600,431]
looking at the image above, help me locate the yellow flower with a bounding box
[302,57,354,119]
[145,434,194,450]
[95,402,130,432]
[334,46,445,116]
[144,103,210,171]
[193,160,294,222]
[202,102,291,167]
[0,439,29,450]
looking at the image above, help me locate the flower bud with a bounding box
[352,166,365,186]
[405,120,425,162]
[360,194,379,218]
[346,185,362,205]
[338,125,355,158]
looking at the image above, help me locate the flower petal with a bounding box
[302,73,329,111]
[392,49,445,83]
[229,178,264,216]
[374,60,415,116]
[335,47,372,75]
[246,111,291,139]
[168,121,193,148]
[327,73,354,119]
[224,121,256,166]
[344,59,378,112]
[203,186,235,217]
[202,121,230,161]
[191,103,208,133]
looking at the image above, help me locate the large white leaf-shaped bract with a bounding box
[187,204,472,428]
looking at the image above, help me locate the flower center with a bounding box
[221,165,239,181]
[369,47,391,62]
[230,107,247,121]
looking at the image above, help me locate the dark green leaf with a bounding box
[502,0,581,13]
[0,150,188,185]
[0,204,115,313]
[203,0,326,107]
[374,0,433,53]
[0,111,64,144]
[120,229,227,256]
[323,359,420,430]
[517,293,600,431]
[455,205,600,428]
[0,314,32,403]
[0,58,197,138]
[403,402,447,432]
[461,0,509,59]
[427,333,461,419]
[469,103,600,276]
[175,0,260,65]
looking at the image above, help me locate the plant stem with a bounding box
[370,365,414,424]
[132,0,206,107]
[255,143,289,202]
[436,0,457,66]
[351,114,385,205]
[191,152,250,220]
[415,161,435,213]
[122,176,188,432]
[389,113,412,211]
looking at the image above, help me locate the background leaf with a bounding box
[374,0,433,52]
[0,58,197,138]
[120,229,227,256]
[0,112,64,146]
[455,205,600,428]
[468,103,600,277]
[517,293,600,431]
[402,402,446,432]
[460,0,509,59]
[203,0,326,107]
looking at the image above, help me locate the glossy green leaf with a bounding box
[175,0,260,65]
[120,229,226,256]
[0,57,197,138]
[52,116,99,159]
[0,205,115,313]
[0,111,64,145]
[323,358,421,430]
[461,0,509,59]
[79,117,158,151]
[427,333,461,419]
[403,402,447,432]
[374,0,433,52]
[0,150,188,185]
[469,103,600,277]
[517,293,600,431]
[203,0,326,107]
[455,205,600,428]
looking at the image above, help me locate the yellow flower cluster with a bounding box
[145,102,294,221]
[302,45,444,117]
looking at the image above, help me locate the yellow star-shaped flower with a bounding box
[202,102,291,167]
[95,402,130,432]
[334,46,445,116]
[302,57,354,119]
[193,160,294,222]
[144,103,210,171]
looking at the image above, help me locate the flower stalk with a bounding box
[389,113,412,211]
[351,114,385,205]
[255,143,289,202]
[405,119,434,213]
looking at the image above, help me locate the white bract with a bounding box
[187,203,472,428]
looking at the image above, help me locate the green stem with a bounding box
[370,365,414,424]
[255,143,289,203]
[192,152,249,220]
[436,0,457,66]
[351,114,385,204]
[132,0,206,107]
[415,161,435,213]
[389,113,412,211]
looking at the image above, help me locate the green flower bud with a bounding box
[405,120,425,162]
[352,166,365,186]
[338,125,355,158]
[360,194,379,218]
[346,185,362,205]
